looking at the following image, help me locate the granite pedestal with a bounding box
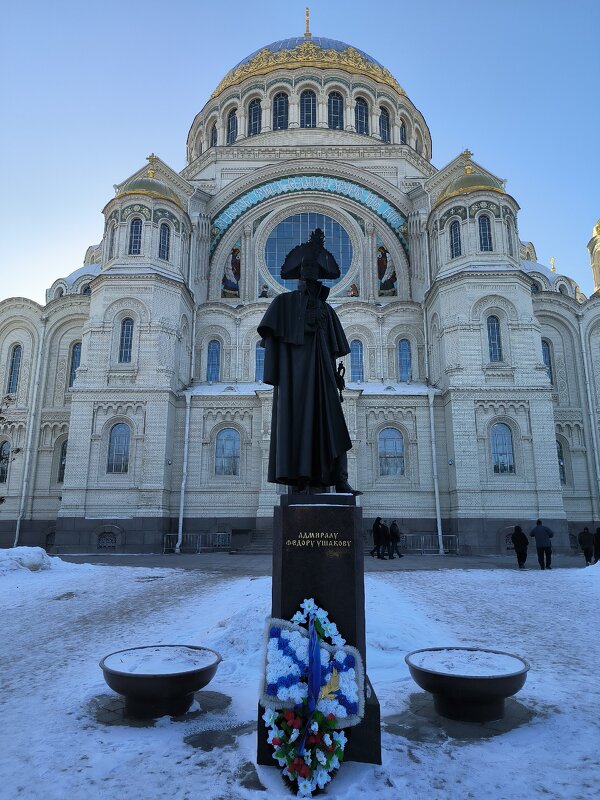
[257,492,381,766]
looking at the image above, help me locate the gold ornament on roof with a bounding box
[147,153,157,178]
[211,41,405,99]
[462,148,474,174]
[551,256,556,272]
[305,7,311,38]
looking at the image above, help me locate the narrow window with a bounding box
[159,223,170,261]
[207,339,220,382]
[355,97,369,135]
[107,423,130,474]
[415,131,423,155]
[479,214,493,251]
[128,218,142,255]
[0,441,10,483]
[247,98,262,136]
[7,344,22,394]
[487,316,503,362]
[300,90,316,128]
[272,93,289,130]
[450,220,461,259]
[215,428,240,476]
[350,340,364,382]
[398,339,412,381]
[556,440,566,484]
[542,340,553,384]
[491,423,515,474]
[118,318,134,363]
[378,428,405,476]
[255,342,265,382]
[108,224,116,260]
[399,120,407,144]
[57,439,68,483]
[328,91,344,129]
[68,342,81,388]
[210,123,217,147]
[226,109,238,144]
[506,221,514,257]
[379,107,390,142]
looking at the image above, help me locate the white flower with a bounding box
[291,611,306,624]
[301,598,316,614]
[332,730,347,747]
[289,728,299,742]
[323,733,332,747]
[329,754,340,771]
[297,777,315,797]
[262,709,278,726]
[332,634,345,647]
[310,720,319,733]
[315,768,332,789]
[315,607,328,623]
[316,748,327,765]
[267,728,284,745]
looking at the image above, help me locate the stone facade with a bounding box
[1,32,598,554]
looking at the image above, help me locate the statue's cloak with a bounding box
[258,283,351,487]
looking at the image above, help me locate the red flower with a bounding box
[284,710,295,723]
[272,737,281,746]
[291,716,302,729]
[326,713,335,721]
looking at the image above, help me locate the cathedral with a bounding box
[1,22,599,555]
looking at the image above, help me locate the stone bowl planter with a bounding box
[405,647,529,722]
[100,645,222,718]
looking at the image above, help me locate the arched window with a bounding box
[272,92,289,130]
[328,92,344,129]
[7,344,22,394]
[479,214,493,251]
[541,339,553,384]
[379,107,390,142]
[128,218,142,255]
[300,90,316,128]
[487,315,503,362]
[68,342,81,388]
[255,341,265,382]
[350,340,363,382]
[506,221,515,257]
[226,109,238,144]
[247,98,262,136]
[415,131,423,155]
[215,428,240,476]
[0,441,10,484]
[378,428,405,476]
[54,287,64,299]
[108,223,116,260]
[210,123,217,148]
[556,440,566,484]
[81,284,91,295]
[490,423,515,474]
[158,222,170,261]
[398,339,412,381]
[399,120,407,144]
[449,220,461,259]
[207,339,221,382]
[118,318,134,363]
[57,439,68,483]
[355,97,369,135]
[531,281,541,294]
[107,423,130,474]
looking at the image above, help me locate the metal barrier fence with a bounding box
[398,533,459,554]
[163,532,231,553]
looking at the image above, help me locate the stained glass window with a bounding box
[487,316,502,362]
[328,92,344,129]
[272,93,289,130]
[378,428,405,476]
[69,342,81,388]
[215,428,240,476]
[248,98,261,136]
[350,340,363,382]
[207,339,220,382]
[119,318,134,363]
[355,97,369,135]
[300,90,316,128]
[491,423,515,474]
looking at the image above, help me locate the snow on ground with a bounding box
[0,549,598,800]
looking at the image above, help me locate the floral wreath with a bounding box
[260,598,365,797]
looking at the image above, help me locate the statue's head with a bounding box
[280,228,340,280]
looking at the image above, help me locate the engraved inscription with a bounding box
[285,530,352,549]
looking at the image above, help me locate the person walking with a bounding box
[370,517,385,559]
[594,527,600,564]
[380,520,391,559]
[511,525,528,569]
[530,519,554,570]
[389,520,404,559]
[578,527,594,566]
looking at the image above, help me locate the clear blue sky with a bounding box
[1,0,598,303]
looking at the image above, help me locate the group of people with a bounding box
[370,517,404,560]
[511,520,600,570]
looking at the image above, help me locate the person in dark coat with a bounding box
[511,525,529,569]
[578,527,594,566]
[370,517,385,559]
[257,230,360,494]
[389,520,404,559]
[594,528,600,564]
[380,521,391,559]
[530,519,554,570]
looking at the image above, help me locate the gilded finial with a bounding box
[146,153,157,178]
[551,256,556,272]
[305,7,311,38]
[462,148,473,175]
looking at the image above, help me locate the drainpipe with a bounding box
[577,313,600,515]
[428,388,444,555]
[176,391,192,553]
[14,317,48,547]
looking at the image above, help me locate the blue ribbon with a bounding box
[297,613,321,757]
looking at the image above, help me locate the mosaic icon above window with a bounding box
[264,213,353,290]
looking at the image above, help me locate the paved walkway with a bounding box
[60,551,583,575]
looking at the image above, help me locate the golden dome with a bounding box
[436,152,505,207]
[117,156,182,209]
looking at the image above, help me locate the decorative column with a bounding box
[241,222,253,302]
[261,99,271,132]
[317,91,327,127]
[289,93,300,128]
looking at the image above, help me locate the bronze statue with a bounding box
[257,229,361,495]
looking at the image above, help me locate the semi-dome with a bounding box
[210,34,404,99]
[117,176,182,208]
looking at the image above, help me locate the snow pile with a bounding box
[0,545,55,574]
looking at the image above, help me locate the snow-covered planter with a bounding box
[99,644,221,718]
[405,646,529,722]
